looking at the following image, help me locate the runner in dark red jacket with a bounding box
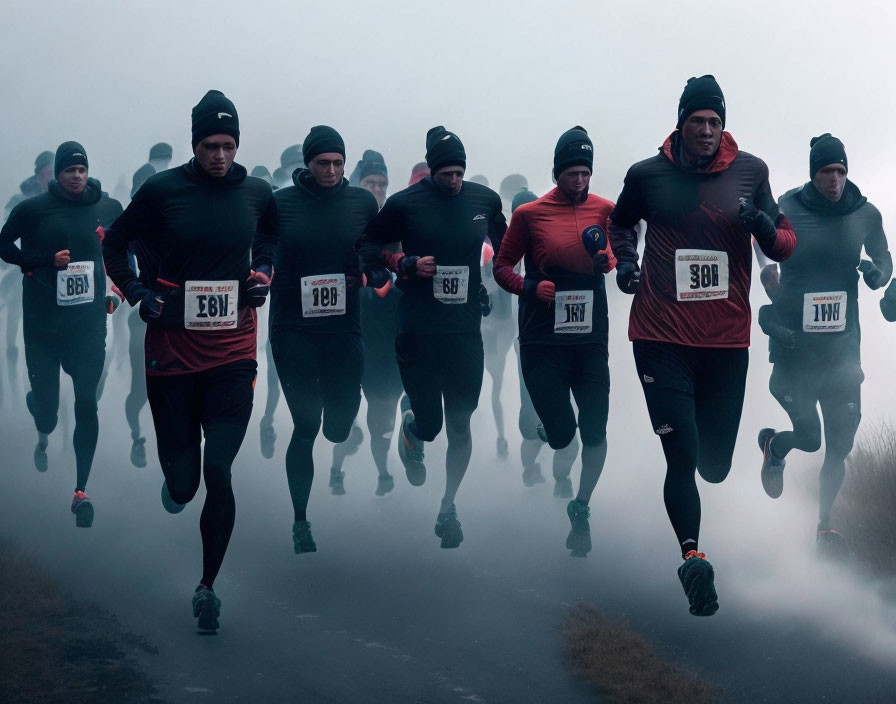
[494,126,616,558]
[103,90,277,634]
[609,75,796,616]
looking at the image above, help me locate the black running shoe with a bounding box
[566,499,591,557]
[192,586,221,633]
[33,442,48,473]
[71,491,94,528]
[260,418,276,459]
[434,504,464,549]
[677,551,719,617]
[522,462,546,487]
[553,477,573,499]
[161,481,186,514]
[758,428,785,499]
[817,528,849,559]
[398,409,426,487]
[496,436,509,458]
[293,520,317,554]
[375,473,395,496]
[329,468,346,496]
[130,436,147,468]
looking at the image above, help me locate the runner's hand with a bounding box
[478,283,492,316]
[881,279,896,322]
[246,265,272,307]
[138,292,164,322]
[105,291,121,314]
[738,198,776,244]
[54,250,71,267]
[858,260,886,290]
[535,280,555,302]
[616,262,640,294]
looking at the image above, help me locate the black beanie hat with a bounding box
[131,163,156,198]
[511,188,538,213]
[34,150,54,173]
[250,165,273,185]
[149,142,172,160]
[54,141,88,177]
[677,75,726,129]
[280,145,303,170]
[302,126,346,165]
[809,133,847,178]
[191,90,240,149]
[425,126,466,174]
[553,126,593,177]
[358,149,388,181]
[499,173,528,201]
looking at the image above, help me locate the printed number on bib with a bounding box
[56,261,95,306]
[675,249,729,301]
[554,290,594,334]
[803,291,847,333]
[433,265,469,304]
[184,280,239,330]
[302,273,346,317]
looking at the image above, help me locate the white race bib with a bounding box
[675,249,729,301]
[803,291,847,333]
[554,290,594,334]
[56,261,95,306]
[433,265,469,304]
[184,280,239,330]
[301,273,346,317]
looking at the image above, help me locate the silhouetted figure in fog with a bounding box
[0,142,123,527]
[103,90,277,633]
[608,75,796,616]
[757,134,891,556]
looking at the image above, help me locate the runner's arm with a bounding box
[103,183,154,304]
[753,177,796,262]
[493,208,529,296]
[488,191,508,259]
[359,200,409,274]
[862,204,892,283]
[607,172,643,268]
[0,203,50,272]
[251,190,278,271]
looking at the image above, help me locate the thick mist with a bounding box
[2,2,896,702]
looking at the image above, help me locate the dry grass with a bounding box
[561,604,722,704]
[0,536,162,704]
[841,422,896,576]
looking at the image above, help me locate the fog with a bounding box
[2,1,896,702]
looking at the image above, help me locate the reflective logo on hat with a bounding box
[441,134,453,141]
[217,112,232,119]
[473,214,486,221]
[581,145,593,151]
[73,152,84,157]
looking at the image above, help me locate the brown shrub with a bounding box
[841,421,896,576]
[561,604,722,704]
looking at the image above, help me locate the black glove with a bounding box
[858,260,886,291]
[364,267,392,289]
[616,262,640,295]
[881,279,896,322]
[758,304,796,350]
[739,198,777,245]
[245,265,272,307]
[399,255,420,278]
[478,283,492,317]
[138,292,164,323]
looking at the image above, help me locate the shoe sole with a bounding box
[440,524,464,549]
[194,596,220,633]
[130,443,147,469]
[758,428,784,499]
[398,413,426,487]
[74,501,94,528]
[34,447,48,473]
[678,558,719,617]
[161,484,186,514]
[294,544,317,554]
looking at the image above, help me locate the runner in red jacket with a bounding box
[609,75,796,616]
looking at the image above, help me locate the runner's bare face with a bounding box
[556,166,591,200]
[812,164,847,203]
[360,174,388,208]
[433,166,464,196]
[194,134,237,178]
[680,109,722,160]
[309,153,344,188]
[57,165,88,196]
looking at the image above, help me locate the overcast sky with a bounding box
[2,0,894,211]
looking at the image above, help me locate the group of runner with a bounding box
[1,75,892,630]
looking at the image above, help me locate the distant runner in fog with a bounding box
[609,75,797,616]
[757,133,891,556]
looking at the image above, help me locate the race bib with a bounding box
[675,249,729,301]
[803,291,847,333]
[184,280,239,330]
[433,265,469,304]
[301,273,346,317]
[56,261,95,306]
[554,290,594,334]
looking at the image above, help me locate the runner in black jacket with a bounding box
[0,141,122,526]
[103,91,277,633]
[359,126,506,549]
[757,134,891,556]
[269,126,378,554]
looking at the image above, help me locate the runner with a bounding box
[329,149,396,496]
[103,90,277,632]
[0,141,123,525]
[251,165,274,187]
[494,128,616,557]
[148,142,173,173]
[757,134,890,556]
[608,75,796,615]
[360,126,506,548]
[270,126,378,550]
